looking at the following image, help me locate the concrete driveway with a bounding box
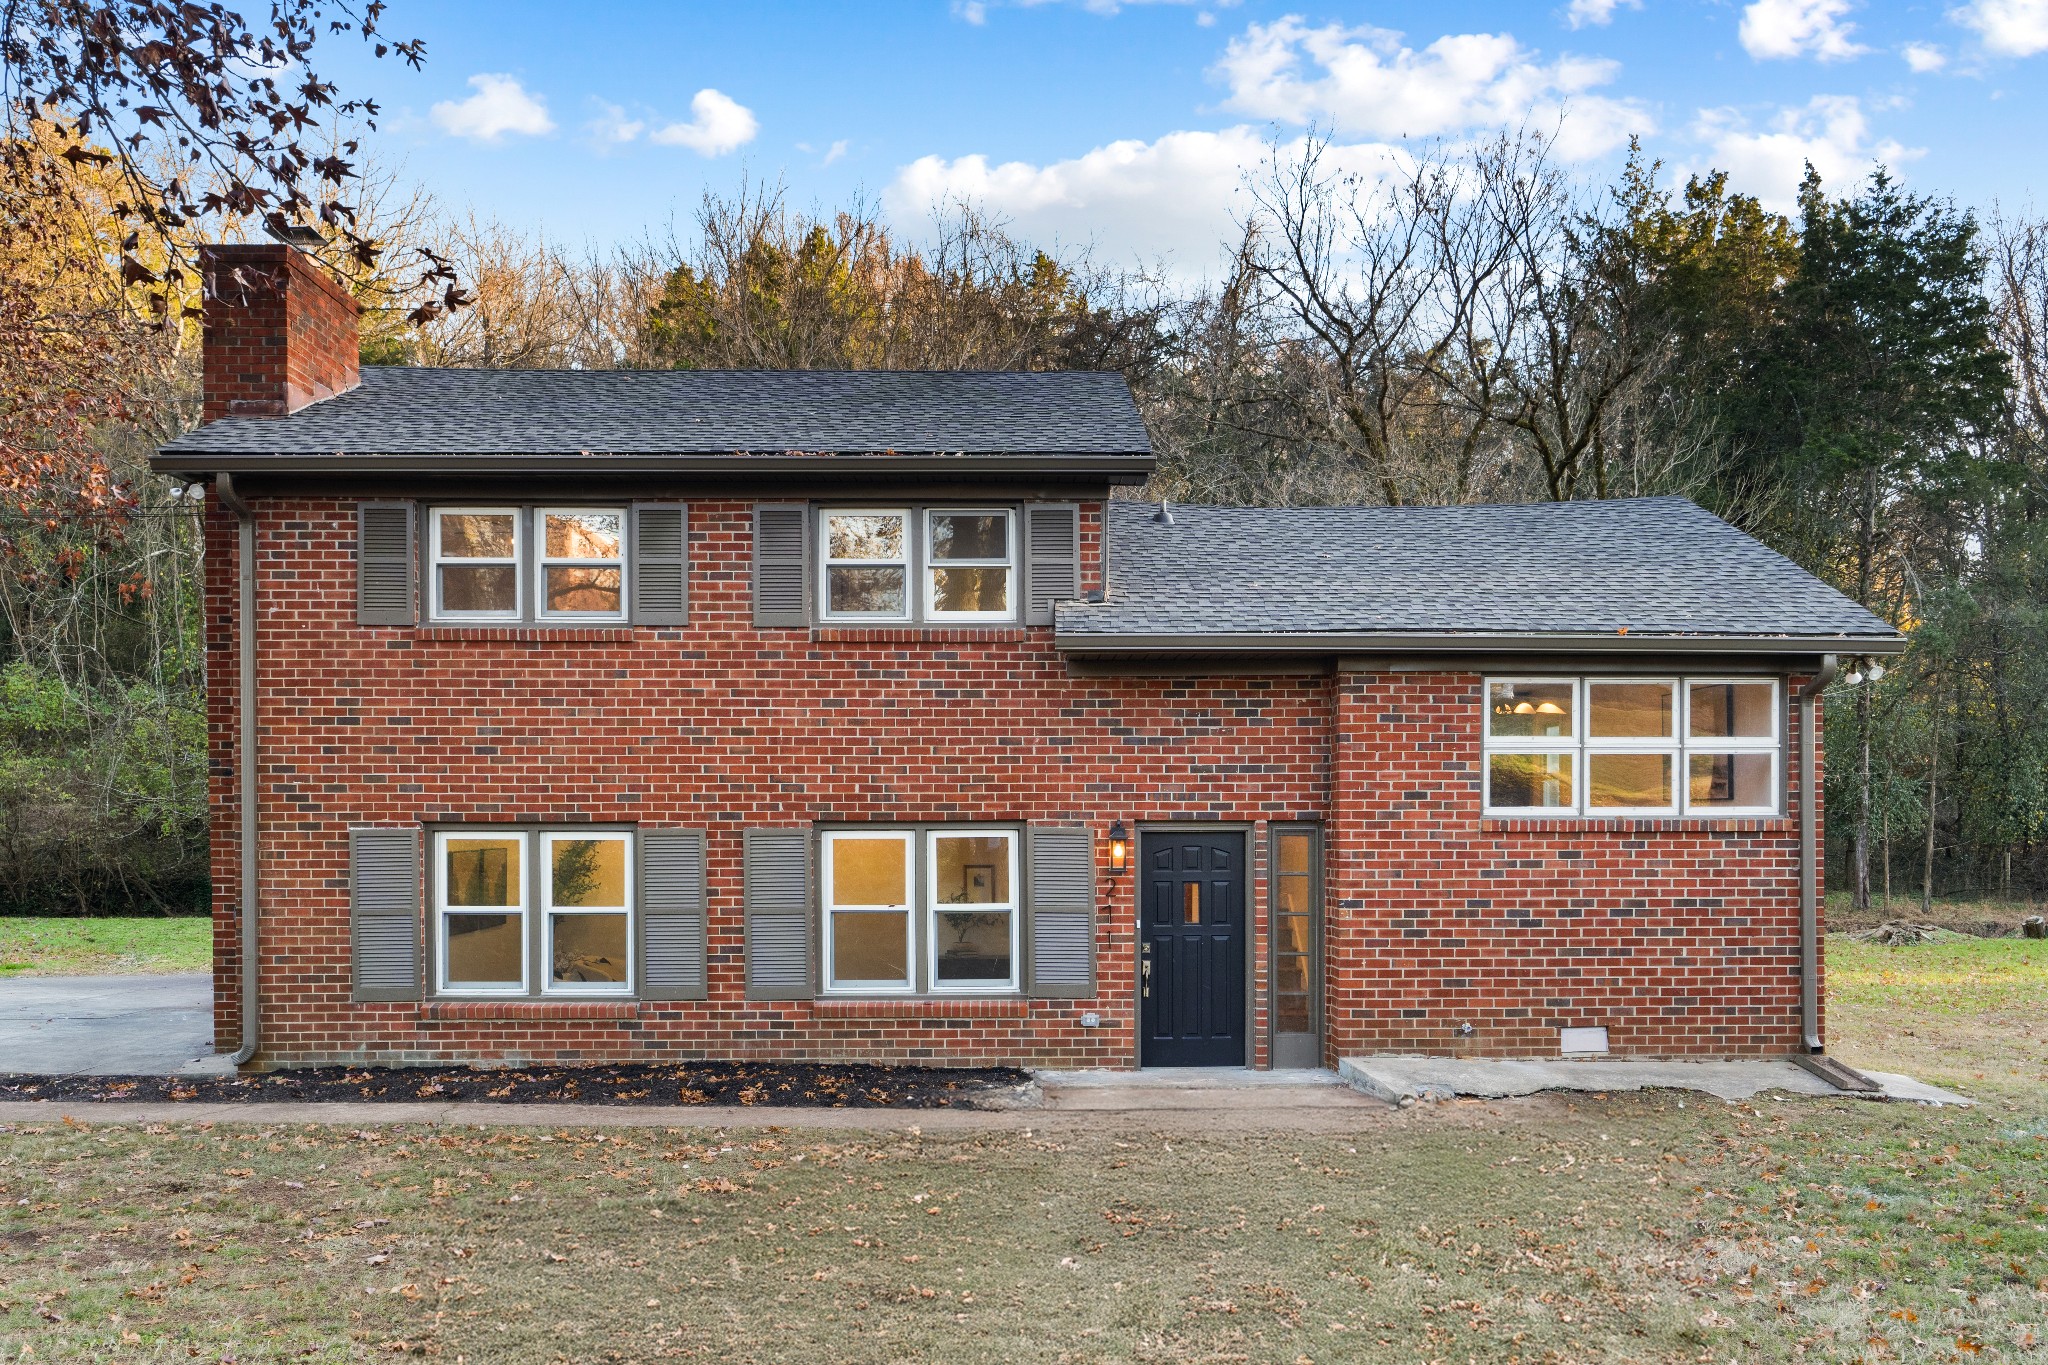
[0,974,225,1076]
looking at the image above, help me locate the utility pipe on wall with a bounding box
[1795,654,1838,1054]
[214,473,260,1067]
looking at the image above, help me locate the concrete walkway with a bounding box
[1339,1055,1972,1107]
[0,973,226,1077]
[0,1068,1393,1134]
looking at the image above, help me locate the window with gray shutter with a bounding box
[357,502,417,626]
[743,828,813,998]
[630,503,689,625]
[753,505,809,627]
[351,827,421,1001]
[1024,504,1080,627]
[1026,823,1095,997]
[639,828,707,999]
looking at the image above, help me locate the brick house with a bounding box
[152,244,1905,1073]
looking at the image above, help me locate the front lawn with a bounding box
[0,917,210,977]
[1,1094,2040,1362]
[1,927,2042,1362]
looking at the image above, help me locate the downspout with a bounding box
[1795,654,1838,1054]
[215,472,260,1067]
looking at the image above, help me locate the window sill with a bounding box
[812,626,1033,643]
[415,626,636,643]
[1481,816,1792,834]
[810,997,1032,1017]
[420,999,640,1021]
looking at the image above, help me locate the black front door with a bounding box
[1140,830,1247,1067]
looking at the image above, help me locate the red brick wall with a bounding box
[1325,672,1819,1061]
[206,495,1328,1068]
[201,244,361,421]
[206,495,1819,1069]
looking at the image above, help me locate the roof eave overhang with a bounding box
[1052,629,1909,659]
[147,450,1157,480]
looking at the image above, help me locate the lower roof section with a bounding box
[1055,497,1906,660]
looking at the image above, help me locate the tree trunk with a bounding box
[1882,807,1891,911]
[1851,467,1878,914]
[1921,743,1938,917]
[1854,686,1872,912]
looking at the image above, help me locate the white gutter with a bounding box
[214,472,260,1067]
[1795,655,1838,1054]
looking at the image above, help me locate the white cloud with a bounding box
[646,89,759,156]
[1212,17,1650,158]
[1901,41,1949,70]
[430,73,555,142]
[1690,96,1920,211]
[821,138,850,166]
[1950,0,2048,55]
[1738,0,1869,61]
[1566,0,1642,29]
[586,100,646,147]
[887,127,1402,272]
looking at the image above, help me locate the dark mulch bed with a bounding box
[0,1061,1031,1109]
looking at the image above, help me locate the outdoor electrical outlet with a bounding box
[1081,1012,1101,1028]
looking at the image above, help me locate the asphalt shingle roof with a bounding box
[158,367,1151,457]
[1056,498,1901,645]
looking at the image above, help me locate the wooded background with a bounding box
[2,7,2043,918]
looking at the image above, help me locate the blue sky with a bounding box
[322,0,2048,273]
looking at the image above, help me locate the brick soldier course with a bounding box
[160,244,1899,1073]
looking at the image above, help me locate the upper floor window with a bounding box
[428,507,626,623]
[1483,677,1781,817]
[817,506,1015,624]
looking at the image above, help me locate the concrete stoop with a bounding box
[1337,1055,1972,1107]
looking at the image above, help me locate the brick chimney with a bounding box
[200,243,362,421]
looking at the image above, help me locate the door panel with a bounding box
[1140,830,1246,1066]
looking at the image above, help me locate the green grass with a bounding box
[1,1097,2041,1362]
[0,923,2043,1361]
[0,917,210,976]
[1827,934,2048,1094]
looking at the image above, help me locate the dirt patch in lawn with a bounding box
[0,1060,1029,1108]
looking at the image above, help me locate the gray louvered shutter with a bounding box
[1024,504,1080,627]
[630,504,689,626]
[1026,823,1095,998]
[753,505,809,627]
[743,828,814,999]
[639,828,707,1000]
[357,502,417,626]
[351,827,421,1001]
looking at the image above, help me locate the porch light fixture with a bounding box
[1107,820,1129,875]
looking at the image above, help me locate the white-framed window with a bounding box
[819,825,1022,994]
[426,506,629,623]
[433,827,635,995]
[821,829,916,990]
[541,832,633,993]
[820,509,911,622]
[1483,677,1781,817]
[923,509,1015,621]
[430,507,522,620]
[1683,678,1782,815]
[815,505,1021,625]
[925,828,1019,992]
[537,510,626,620]
[435,829,529,993]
